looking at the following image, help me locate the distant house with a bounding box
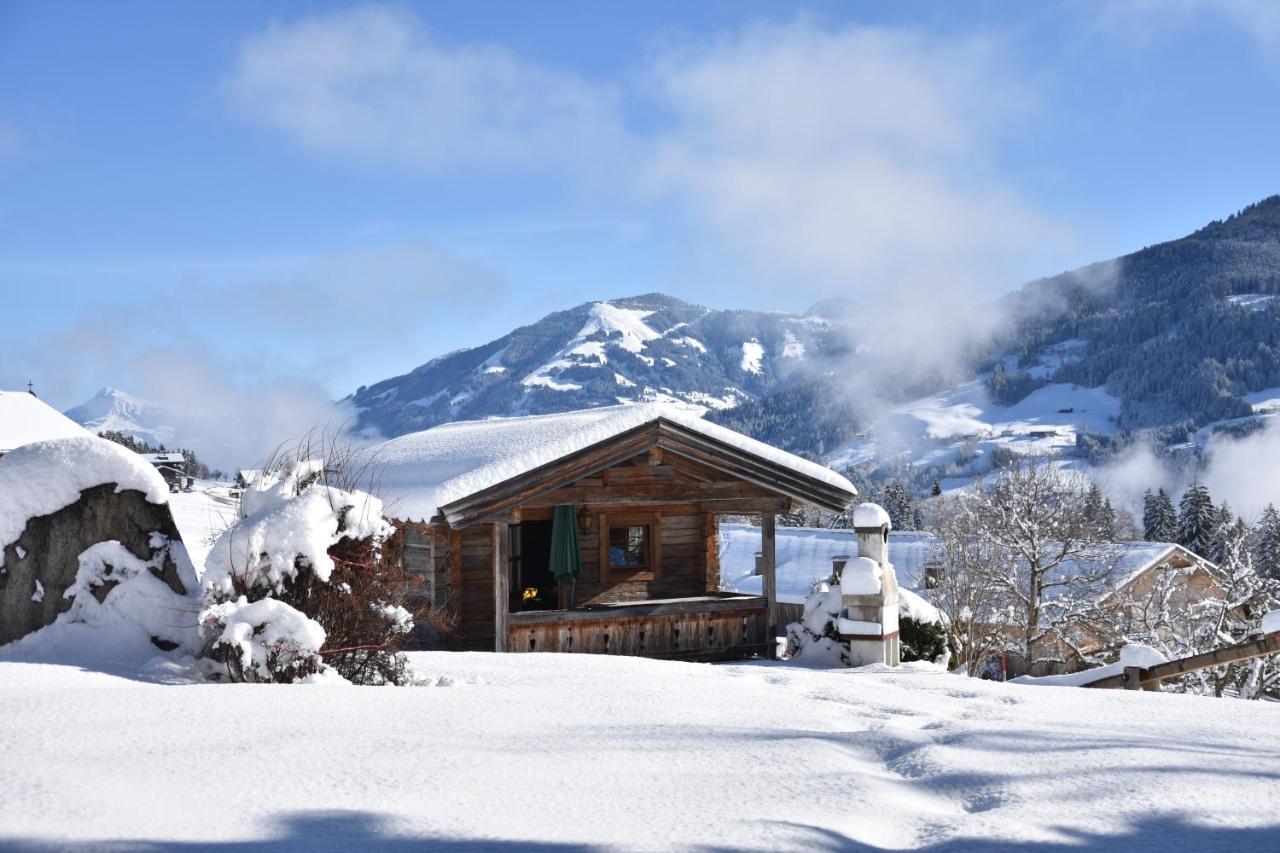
[234,469,263,489]
[719,525,1227,676]
[0,389,92,457]
[367,404,857,660]
[140,452,188,490]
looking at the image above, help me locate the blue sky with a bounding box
[3,0,1280,423]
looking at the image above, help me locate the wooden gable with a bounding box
[437,417,854,528]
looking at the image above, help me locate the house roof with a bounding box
[141,452,186,465]
[366,403,857,524]
[718,523,1198,605]
[0,391,92,453]
[718,524,939,603]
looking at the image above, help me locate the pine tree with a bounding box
[1100,498,1117,539]
[1177,481,1216,557]
[1254,504,1280,579]
[1146,489,1167,535]
[1152,489,1177,542]
[931,480,942,497]
[1206,502,1239,565]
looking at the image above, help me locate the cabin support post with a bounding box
[761,512,777,660]
[1123,666,1143,691]
[493,521,509,652]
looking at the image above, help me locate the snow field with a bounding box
[1,653,1277,851]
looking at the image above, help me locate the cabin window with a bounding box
[608,524,650,570]
[599,512,660,581]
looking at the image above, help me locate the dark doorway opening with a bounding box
[515,520,556,611]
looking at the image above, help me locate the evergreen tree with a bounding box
[876,482,917,530]
[1100,498,1117,539]
[931,480,942,497]
[1177,481,1216,556]
[1207,501,1235,565]
[1142,489,1158,540]
[1152,489,1177,542]
[1254,504,1280,579]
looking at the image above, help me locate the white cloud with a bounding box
[224,4,625,172]
[4,239,504,470]
[1097,1,1280,49]
[1202,421,1280,521]
[642,20,1068,303]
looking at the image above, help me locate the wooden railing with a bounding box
[1083,630,1280,691]
[507,594,768,660]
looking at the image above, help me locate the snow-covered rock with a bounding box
[0,436,169,560]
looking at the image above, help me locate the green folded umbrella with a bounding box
[549,505,582,605]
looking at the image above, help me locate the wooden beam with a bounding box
[704,513,720,594]
[493,522,509,653]
[507,594,765,624]
[1145,632,1280,683]
[761,512,777,660]
[520,480,778,508]
[1085,631,1280,689]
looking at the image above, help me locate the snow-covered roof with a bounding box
[367,403,857,522]
[719,524,928,603]
[0,391,92,453]
[718,523,1190,606]
[141,452,185,465]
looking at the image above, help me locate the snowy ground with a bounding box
[1,653,1277,851]
[166,480,237,572]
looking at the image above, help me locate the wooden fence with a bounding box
[507,594,768,661]
[1083,630,1280,691]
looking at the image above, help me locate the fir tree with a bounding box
[1177,481,1216,557]
[1254,504,1280,580]
[931,480,942,497]
[1152,489,1177,542]
[1142,489,1158,541]
[1207,502,1238,565]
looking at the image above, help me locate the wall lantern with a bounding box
[576,506,593,533]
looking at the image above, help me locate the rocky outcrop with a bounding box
[0,483,190,646]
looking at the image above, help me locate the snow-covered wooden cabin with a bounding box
[371,404,857,659]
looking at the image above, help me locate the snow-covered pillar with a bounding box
[838,503,900,667]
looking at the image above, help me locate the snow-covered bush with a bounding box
[785,583,850,666]
[199,449,426,684]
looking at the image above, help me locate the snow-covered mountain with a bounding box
[63,387,174,447]
[348,293,845,439]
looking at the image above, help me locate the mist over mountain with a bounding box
[339,195,1280,483]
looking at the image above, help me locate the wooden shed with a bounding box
[370,404,857,660]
